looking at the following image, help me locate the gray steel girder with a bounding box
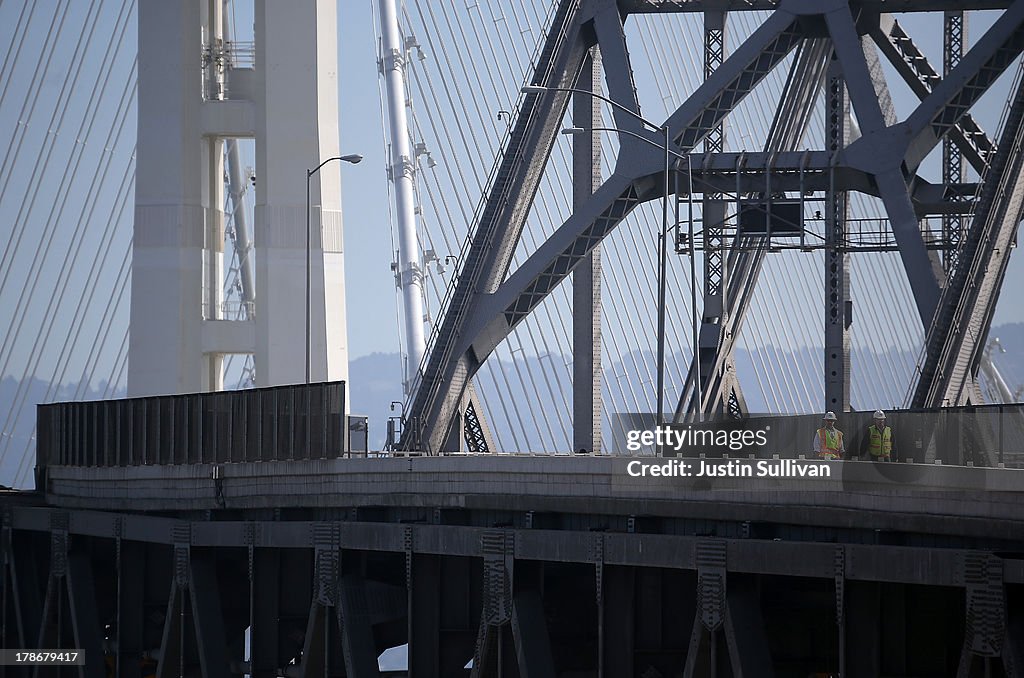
[677,38,830,419]
[914,74,1024,407]
[410,0,1024,451]
[401,0,589,452]
[466,5,805,368]
[871,17,993,173]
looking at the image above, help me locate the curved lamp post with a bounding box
[306,154,363,384]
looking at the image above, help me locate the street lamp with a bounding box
[560,125,702,424]
[525,82,683,427]
[306,154,363,385]
[527,83,708,424]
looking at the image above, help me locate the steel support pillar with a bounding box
[698,11,729,415]
[117,541,145,678]
[943,11,967,277]
[511,587,557,678]
[337,570,381,678]
[299,601,329,678]
[573,48,603,455]
[408,553,441,678]
[251,548,281,678]
[66,553,105,678]
[684,541,727,678]
[846,581,881,678]
[188,553,230,678]
[155,581,185,678]
[701,9,727,325]
[603,566,634,678]
[825,54,851,413]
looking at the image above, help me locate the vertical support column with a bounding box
[65,553,106,678]
[697,11,727,415]
[825,53,851,413]
[255,0,349,388]
[251,548,281,678]
[337,569,381,678]
[943,11,966,278]
[834,547,846,678]
[408,551,441,678]
[573,47,602,454]
[204,135,226,391]
[118,541,145,678]
[188,552,231,678]
[846,581,881,678]
[128,0,206,396]
[603,566,634,678]
[592,536,604,678]
[701,10,726,327]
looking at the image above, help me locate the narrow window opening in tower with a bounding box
[223,137,257,323]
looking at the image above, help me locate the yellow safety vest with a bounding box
[867,425,892,456]
[816,428,843,459]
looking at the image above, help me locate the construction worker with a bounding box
[812,411,844,460]
[861,410,894,462]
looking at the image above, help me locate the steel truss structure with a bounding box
[402,0,1024,452]
[3,474,1024,677]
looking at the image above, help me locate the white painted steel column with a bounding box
[378,0,427,393]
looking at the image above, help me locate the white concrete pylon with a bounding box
[254,0,349,390]
[129,0,351,397]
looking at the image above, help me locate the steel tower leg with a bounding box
[698,11,728,417]
[573,48,602,455]
[825,53,851,413]
[943,11,966,278]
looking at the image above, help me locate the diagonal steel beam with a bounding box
[899,0,1024,171]
[664,8,803,150]
[468,173,646,361]
[914,74,1024,407]
[677,38,830,419]
[876,170,945,323]
[405,3,803,451]
[482,8,805,351]
[826,5,888,135]
[592,4,645,140]
[871,17,993,173]
[401,0,590,451]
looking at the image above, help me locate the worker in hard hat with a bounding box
[812,411,845,460]
[860,410,894,462]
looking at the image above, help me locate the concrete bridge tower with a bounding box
[128,0,349,395]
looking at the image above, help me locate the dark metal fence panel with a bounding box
[35,382,347,471]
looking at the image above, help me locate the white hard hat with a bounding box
[823,411,837,421]
[873,410,886,419]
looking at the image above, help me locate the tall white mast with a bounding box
[378,0,427,393]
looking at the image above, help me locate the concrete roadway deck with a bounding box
[41,455,1024,541]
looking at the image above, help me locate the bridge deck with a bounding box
[42,455,1024,540]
